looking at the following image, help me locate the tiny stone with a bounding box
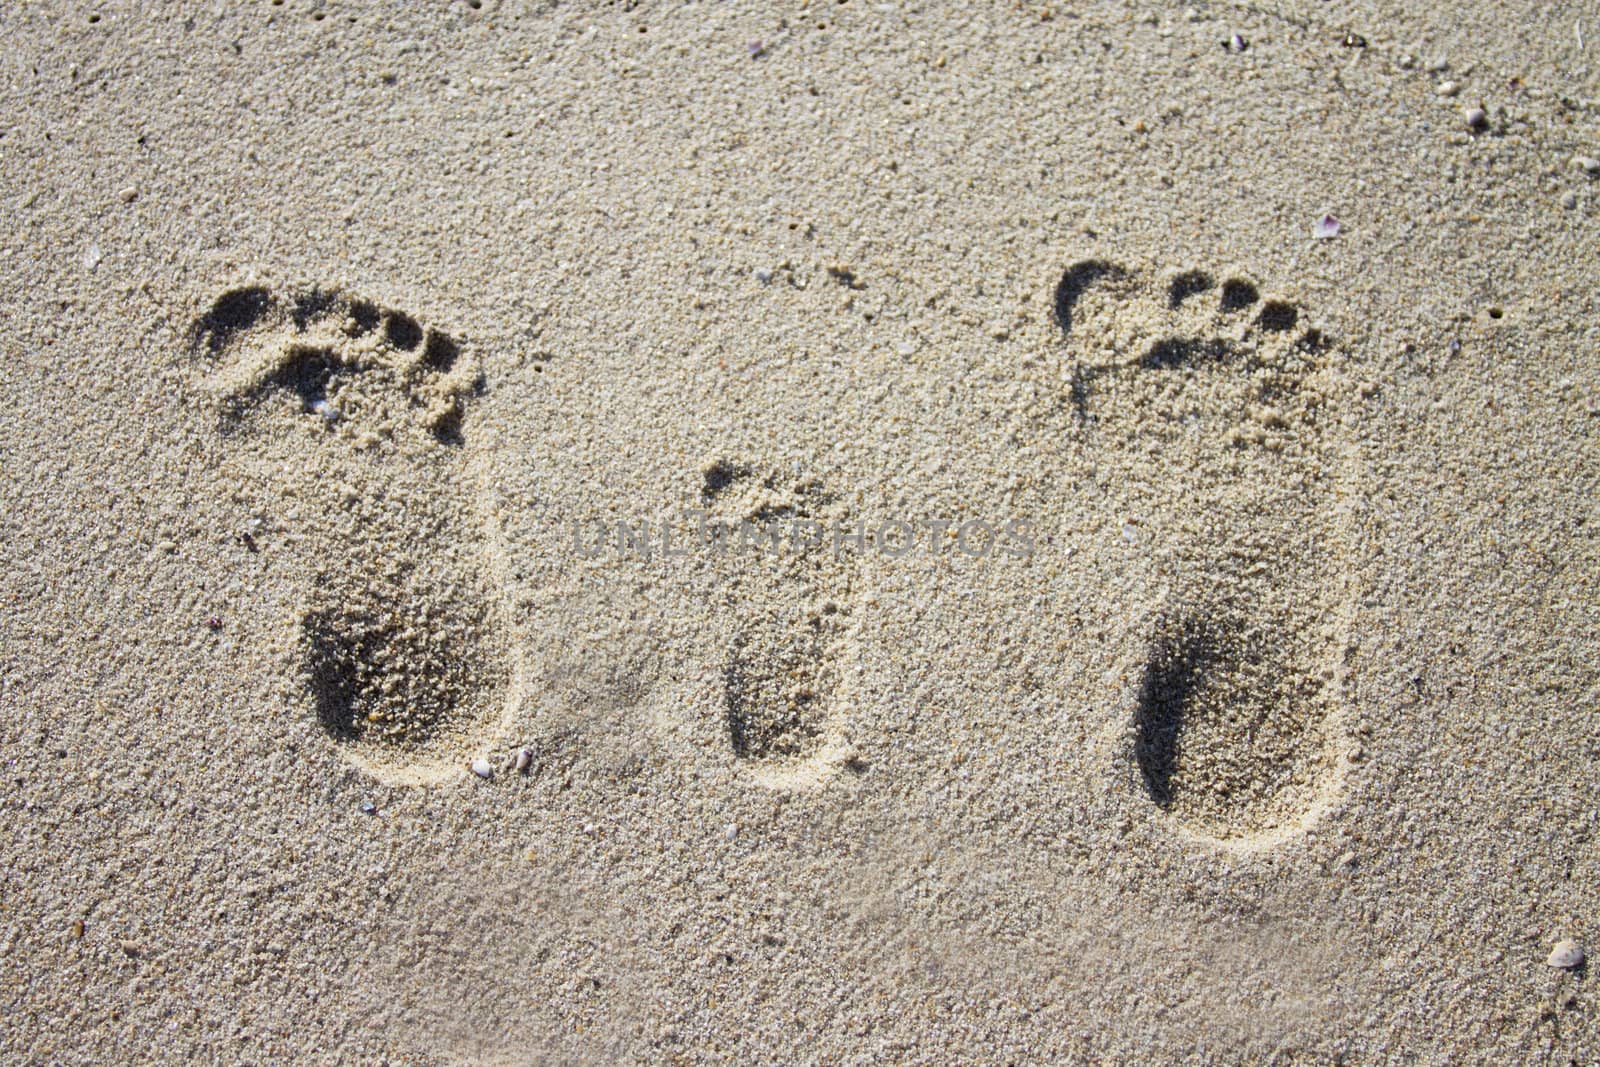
[724,823,739,841]
[1426,57,1450,73]
[471,757,493,779]
[118,186,138,203]
[1560,191,1578,209]
[1573,156,1600,177]
[1547,939,1584,969]
[1227,33,1247,53]
[310,399,340,423]
[82,244,102,271]
[1437,80,1460,97]
[1336,850,1358,869]
[1398,54,1416,69]
[360,801,377,815]
[1464,107,1487,131]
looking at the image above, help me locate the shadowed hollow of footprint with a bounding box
[723,608,844,760]
[1045,259,1349,839]
[1133,612,1333,839]
[303,591,503,750]
[193,285,504,777]
[194,285,473,447]
[701,461,853,767]
[1054,261,1328,425]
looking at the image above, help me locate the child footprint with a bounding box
[1049,260,1356,844]
[694,460,861,788]
[192,285,515,785]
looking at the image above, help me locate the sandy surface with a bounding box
[3,0,1598,1062]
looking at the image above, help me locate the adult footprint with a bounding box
[1050,261,1354,844]
[697,461,860,787]
[192,285,513,784]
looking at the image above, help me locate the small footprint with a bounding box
[192,285,513,784]
[697,461,860,785]
[1049,260,1354,843]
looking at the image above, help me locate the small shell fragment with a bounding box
[1312,214,1341,239]
[471,757,493,780]
[1547,939,1585,969]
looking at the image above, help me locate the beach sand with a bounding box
[2,0,1597,1061]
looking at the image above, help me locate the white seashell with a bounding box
[514,747,533,773]
[1547,939,1585,969]
[470,757,493,780]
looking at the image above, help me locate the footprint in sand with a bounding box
[191,285,514,785]
[694,460,861,788]
[1049,260,1356,844]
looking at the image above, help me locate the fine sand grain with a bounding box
[2,1,1597,1062]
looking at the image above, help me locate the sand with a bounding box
[2,0,1597,1062]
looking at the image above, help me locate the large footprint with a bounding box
[695,460,861,788]
[1050,260,1356,844]
[191,285,515,785]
